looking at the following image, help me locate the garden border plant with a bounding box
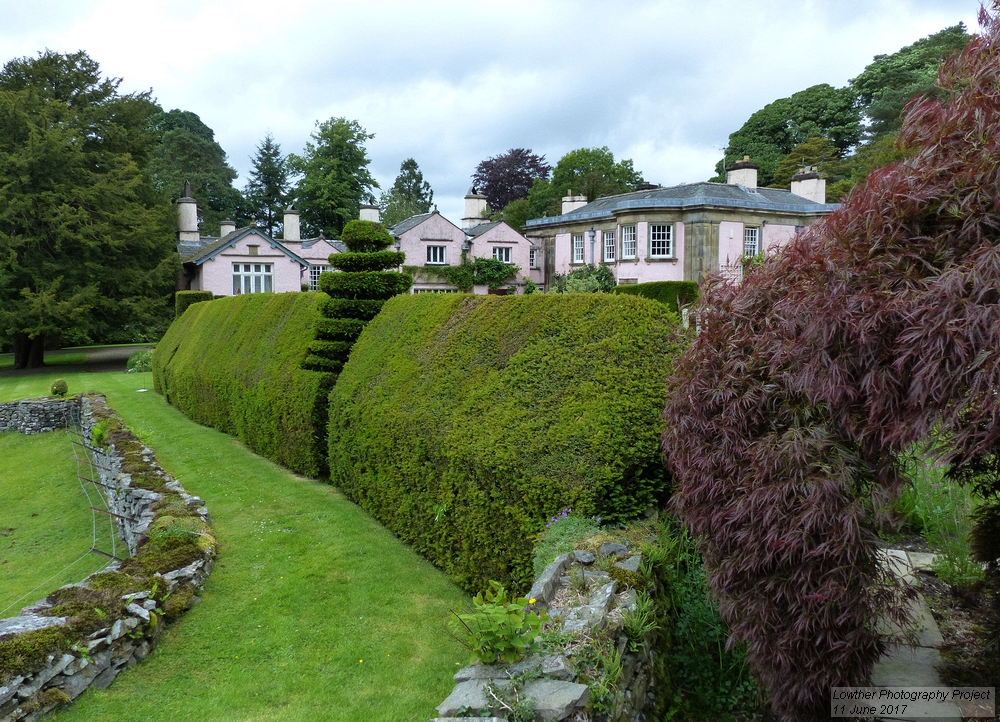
[0,393,215,720]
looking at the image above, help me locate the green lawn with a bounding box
[0,372,468,721]
[0,352,89,369]
[0,431,112,615]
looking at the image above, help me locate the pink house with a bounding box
[176,186,342,295]
[387,191,542,294]
[524,159,838,286]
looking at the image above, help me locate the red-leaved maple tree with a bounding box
[662,8,1000,719]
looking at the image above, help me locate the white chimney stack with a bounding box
[790,168,827,204]
[219,220,236,237]
[359,204,380,223]
[726,156,759,189]
[561,189,588,215]
[462,189,489,230]
[177,181,199,243]
[283,205,300,240]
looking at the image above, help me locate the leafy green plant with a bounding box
[901,450,984,587]
[91,419,110,448]
[449,581,548,664]
[126,349,152,373]
[50,379,68,397]
[422,255,520,292]
[551,264,615,294]
[622,591,660,651]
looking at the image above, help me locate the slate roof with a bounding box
[388,212,437,237]
[524,182,840,229]
[465,220,503,238]
[178,227,308,266]
[284,238,347,254]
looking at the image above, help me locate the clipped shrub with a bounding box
[174,290,213,317]
[50,379,68,397]
[302,220,412,373]
[153,292,332,477]
[328,292,686,593]
[612,280,699,312]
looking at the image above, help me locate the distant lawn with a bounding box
[0,431,111,616]
[0,372,469,722]
[0,351,89,369]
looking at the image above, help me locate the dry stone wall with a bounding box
[0,395,215,722]
[433,549,656,722]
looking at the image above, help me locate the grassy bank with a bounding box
[0,372,467,722]
[0,431,111,615]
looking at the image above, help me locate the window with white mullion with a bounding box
[493,246,511,263]
[571,234,584,264]
[233,262,273,294]
[603,230,616,263]
[744,226,759,258]
[426,245,447,264]
[309,265,330,291]
[620,226,637,259]
[649,225,673,258]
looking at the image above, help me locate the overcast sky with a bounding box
[0,0,981,222]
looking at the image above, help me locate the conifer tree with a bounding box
[245,132,290,237]
[302,220,411,373]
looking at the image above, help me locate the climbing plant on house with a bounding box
[302,220,412,373]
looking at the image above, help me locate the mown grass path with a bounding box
[0,372,468,721]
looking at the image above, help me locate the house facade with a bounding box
[175,186,342,295]
[524,160,838,286]
[387,192,543,293]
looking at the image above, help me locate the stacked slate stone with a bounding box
[302,220,412,373]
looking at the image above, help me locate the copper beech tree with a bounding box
[662,9,1000,721]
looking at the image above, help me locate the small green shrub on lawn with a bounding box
[50,379,68,397]
[126,349,152,373]
[612,280,699,312]
[153,292,332,477]
[328,292,686,593]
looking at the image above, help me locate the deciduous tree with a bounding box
[529,147,643,216]
[289,117,378,237]
[472,148,550,212]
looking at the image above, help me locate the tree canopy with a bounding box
[378,158,433,228]
[715,84,860,187]
[145,107,244,232]
[245,132,291,237]
[471,148,551,212]
[527,146,644,217]
[289,117,378,238]
[0,50,178,366]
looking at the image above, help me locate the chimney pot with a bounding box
[219,220,236,237]
[283,205,301,240]
[359,204,380,223]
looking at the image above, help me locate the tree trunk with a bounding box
[27,334,45,368]
[13,333,29,370]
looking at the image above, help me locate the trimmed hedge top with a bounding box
[327,293,687,593]
[611,281,699,312]
[340,219,394,253]
[153,293,332,477]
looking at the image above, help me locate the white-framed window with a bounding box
[603,230,616,263]
[233,263,273,294]
[412,288,459,294]
[529,247,538,269]
[744,226,759,257]
[621,226,636,259]
[493,246,511,263]
[572,234,584,264]
[426,245,447,264]
[309,264,330,291]
[649,225,673,258]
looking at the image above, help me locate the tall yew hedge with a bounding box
[327,293,686,593]
[153,292,332,477]
[662,13,1000,720]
